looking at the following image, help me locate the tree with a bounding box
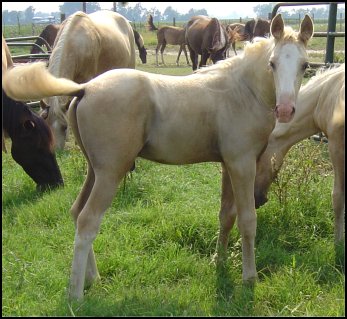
[58,2,101,16]
[253,3,275,18]
[24,6,35,23]
[163,6,179,21]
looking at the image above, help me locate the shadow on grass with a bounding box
[214,261,255,316]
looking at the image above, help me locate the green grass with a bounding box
[3,135,344,316]
[2,29,345,316]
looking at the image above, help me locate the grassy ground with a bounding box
[2,23,345,316]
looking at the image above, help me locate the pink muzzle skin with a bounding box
[274,104,295,123]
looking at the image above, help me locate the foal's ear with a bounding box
[298,14,314,46]
[271,13,284,40]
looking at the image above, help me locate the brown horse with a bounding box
[38,10,136,150]
[3,14,313,300]
[2,36,63,190]
[147,15,189,66]
[30,24,60,54]
[254,64,345,246]
[225,23,246,57]
[185,15,229,71]
[244,18,270,41]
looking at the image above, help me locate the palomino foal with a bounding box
[2,14,313,301]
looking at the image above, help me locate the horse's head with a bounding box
[40,96,69,150]
[3,90,64,190]
[139,46,147,64]
[269,13,313,123]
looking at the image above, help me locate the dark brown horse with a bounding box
[2,89,64,190]
[244,18,270,41]
[185,15,229,70]
[147,15,189,66]
[30,24,60,54]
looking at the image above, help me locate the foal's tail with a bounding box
[147,14,158,31]
[2,62,84,102]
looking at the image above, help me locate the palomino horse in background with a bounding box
[30,24,60,54]
[133,29,147,64]
[2,36,63,190]
[39,10,136,150]
[185,15,229,70]
[147,14,189,66]
[255,64,345,246]
[225,23,246,57]
[3,14,313,300]
[244,18,271,41]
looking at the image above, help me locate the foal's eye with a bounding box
[302,62,309,70]
[269,61,275,70]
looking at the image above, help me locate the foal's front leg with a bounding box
[224,157,258,282]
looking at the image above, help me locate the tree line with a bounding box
[2,2,345,25]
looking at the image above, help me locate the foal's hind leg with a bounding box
[215,164,237,263]
[69,167,127,301]
[160,42,167,65]
[70,163,100,288]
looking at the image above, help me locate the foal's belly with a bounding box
[138,132,222,165]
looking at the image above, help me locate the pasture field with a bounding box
[2,29,345,316]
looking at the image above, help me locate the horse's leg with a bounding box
[160,42,167,65]
[232,42,237,56]
[155,43,161,66]
[70,163,100,288]
[328,135,345,244]
[200,50,209,68]
[215,163,237,262]
[69,167,126,301]
[182,45,190,65]
[187,46,198,71]
[224,156,258,282]
[176,45,183,66]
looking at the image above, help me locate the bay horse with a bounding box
[2,36,63,190]
[185,15,229,71]
[254,64,345,246]
[39,10,136,150]
[147,15,189,66]
[30,24,60,54]
[3,14,314,300]
[225,23,246,57]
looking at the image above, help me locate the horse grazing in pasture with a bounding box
[3,14,314,300]
[255,64,345,245]
[38,10,136,150]
[2,36,63,190]
[225,23,246,57]
[147,14,189,66]
[185,15,229,71]
[30,24,60,54]
[244,18,271,41]
[133,29,147,64]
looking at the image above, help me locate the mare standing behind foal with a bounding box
[2,36,63,190]
[185,15,229,70]
[39,10,136,150]
[3,14,313,300]
[255,64,345,247]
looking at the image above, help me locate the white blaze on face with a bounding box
[271,43,306,123]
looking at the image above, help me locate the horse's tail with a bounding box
[147,14,158,31]
[2,62,84,102]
